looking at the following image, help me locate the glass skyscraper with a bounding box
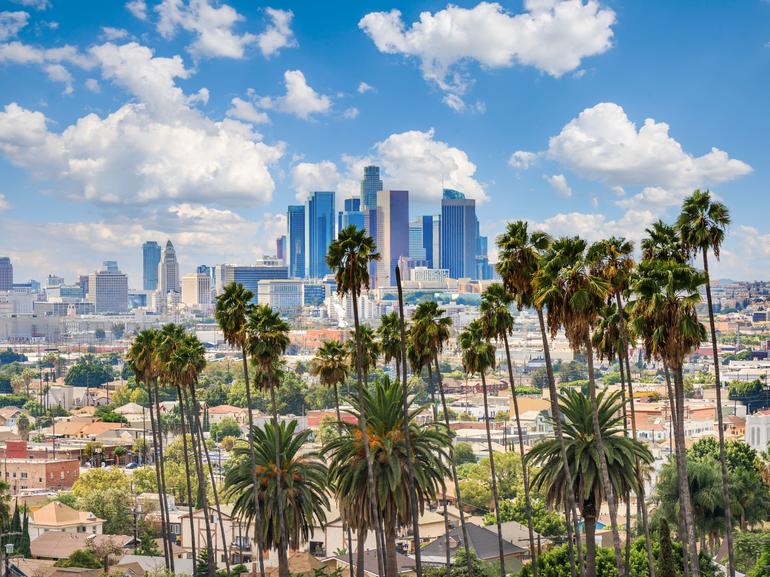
[409,218,426,260]
[306,191,336,279]
[421,215,440,269]
[441,189,477,279]
[142,241,161,291]
[341,197,365,231]
[360,165,383,211]
[287,205,306,278]
[376,190,409,287]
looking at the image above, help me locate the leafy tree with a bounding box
[54,549,102,569]
[424,549,498,577]
[205,383,228,407]
[112,323,125,339]
[520,545,618,577]
[529,367,549,390]
[19,506,30,557]
[748,546,770,577]
[210,417,241,442]
[657,519,676,577]
[95,328,106,341]
[458,479,492,511]
[454,442,476,465]
[0,349,26,365]
[72,468,133,534]
[64,355,114,387]
[483,495,566,539]
[316,414,340,446]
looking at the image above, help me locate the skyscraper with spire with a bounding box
[157,240,180,296]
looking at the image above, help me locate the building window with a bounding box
[60,472,65,480]
[20,472,27,479]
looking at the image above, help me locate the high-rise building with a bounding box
[420,215,441,269]
[360,165,383,210]
[158,240,180,296]
[287,205,306,279]
[181,273,212,308]
[276,236,286,264]
[103,260,119,274]
[441,189,477,279]
[218,263,290,303]
[87,267,128,313]
[341,197,365,231]
[376,190,409,287]
[0,257,12,291]
[257,279,304,316]
[408,218,426,261]
[142,241,161,291]
[306,191,335,279]
[476,232,493,280]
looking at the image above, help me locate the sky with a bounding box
[0,0,768,287]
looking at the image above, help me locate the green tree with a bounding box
[454,442,476,465]
[64,355,114,387]
[528,389,653,577]
[657,519,676,577]
[54,549,102,569]
[210,417,242,442]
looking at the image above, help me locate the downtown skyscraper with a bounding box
[375,189,409,287]
[360,165,383,210]
[305,191,335,279]
[158,240,180,295]
[0,257,12,291]
[287,205,306,278]
[142,241,161,291]
[441,189,478,279]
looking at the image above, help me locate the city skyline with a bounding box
[0,1,768,284]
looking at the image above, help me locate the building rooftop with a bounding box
[30,501,104,527]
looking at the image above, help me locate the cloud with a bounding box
[359,1,615,102]
[100,26,130,41]
[0,42,284,211]
[358,81,375,94]
[508,150,537,169]
[534,208,657,245]
[343,106,359,119]
[126,0,148,20]
[0,11,29,41]
[156,0,258,59]
[43,63,73,94]
[9,0,49,9]
[85,78,100,92]
[256,7,297,57]
[258,70,331,119]
[547,102,752,196]
[0,193,8,210]
[544,173,572,198]
[0,40,93,92]
[226,96,269,124]
[291,129,487,203]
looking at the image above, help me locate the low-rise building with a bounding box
[29,501,104,539]
[1,440,79,494]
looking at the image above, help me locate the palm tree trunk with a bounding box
[536,308,582,577]
[427,360,450,577]
[356,527,366,577]
[176,386,197,570]
[673,364,699,577]
[153,380,175,574]
[584,337,624,577]
[192,385,232,577]
[349,278,386,577]
[268,380,289,577]
[702,253,735,577]
[480,370,506,577]
[502,332,537,577]
[584,503,597,577]
[434,357,473,577]
[240,345,266,577]
[384,519,400,577]
[394,266,424,577]
[187,388,215,577]
[617,356,632,571]
[334,382,356,577]
[146,381,171,571]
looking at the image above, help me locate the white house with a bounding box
[745,409,770,451]
[29,501,104,539]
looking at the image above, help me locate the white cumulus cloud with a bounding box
[258,70,331,120]
[0,11,28,40]
[508,150,537,169]
[126,0,148,20]
[256,8,297,57]
[226,96,270,124]
[291,160,341,202]
[544,174,572,198]
[357,81,375,94]
[9,0,50,10]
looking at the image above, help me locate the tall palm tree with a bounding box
[587,237,655,576]
[215,283,266,577]
[480,283,538,574]
[246,305,291,577]
[677,189,734,577]
[127,329,173,572]
[528,389,653,577]
[326,225,385,576]
[309,339,355,577]
[496,221,583,577]
[629,258,707,577]
[534,236,625,577]
[459,319,505,577]
[325,377,450,577]
[640,221,687,263]
[225,421,329,554]
[378,312,403,383]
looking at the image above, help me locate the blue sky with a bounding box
[0,0,768,286]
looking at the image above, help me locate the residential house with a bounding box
[207,405,248,425]
[324,550,416,577]
[29,501,104,539]
[30,532,134,560]
[420,523,527,573]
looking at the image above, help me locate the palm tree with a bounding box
[677,189,734,577]
[325,377,450,577]
[587,237,655,576]
[309,339,355,576]
[349,326,380,385]
[528,389,653,577]
[246,304,291,577]
[378,312,403,382]
[480,283,538,573]
[459,319,505,577]
[496,221,583,577]
[216,283,266,577]
[629,258,707,577]
[640,221,687,263]
[225,420,329,554]
[534,236,625,577]
[326,225,385,576]
[127,329,173,573]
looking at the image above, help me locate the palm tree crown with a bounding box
[326,226,380,297]
[458,319,495,377]
[496,221,552,309]
[676,189,730,260]
[215,282,254,349]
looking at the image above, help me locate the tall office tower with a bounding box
[142,241,161,291]
[103,260,119,273]
[306,191,335,279]
[219,262,289,303]
[375,190,409,287]
[441,189,478,279]
[276,236,287,263]
[181,273,212,307]
[158,240,180,296]
[364,207,378,284]
[420,215,441,269]
[341,197,365,231]
[287,205,306,278]
[78,275,89,294]
[409,218,426,261]
[476,234,492,280]
[360,165,383,210]
[87,267,129,313]
[0,257,12,291]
